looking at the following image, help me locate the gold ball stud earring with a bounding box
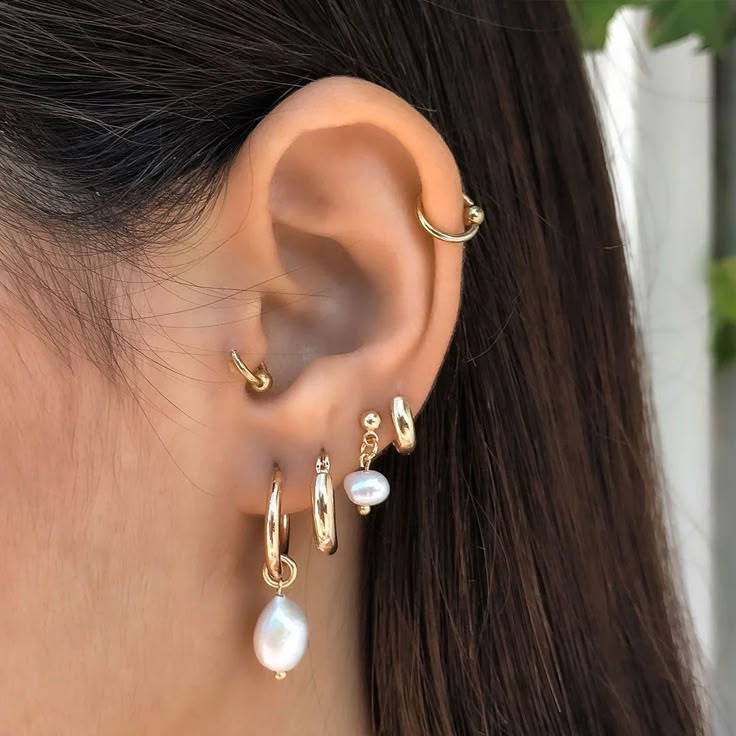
[230,349,273,393]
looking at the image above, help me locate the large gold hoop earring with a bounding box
[263,466,290,583]
[416,192,485,243]
[253,465,308,680]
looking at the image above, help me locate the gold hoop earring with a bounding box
[391,396,416,455]
[416,192,485,243]
[253,465,308,680]
[344,412,390,516]
[312,450,338,554]
[230,349,273,393]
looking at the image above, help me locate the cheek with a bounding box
[0,362,253,730]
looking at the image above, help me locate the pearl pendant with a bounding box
[344,469,390,513]
[253,594,308,678]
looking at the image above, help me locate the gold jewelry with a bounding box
[343,411,390,516]
[253,465,308,680]
[416,192,485,243]
[390,396,416,455]
[359,412,381,473]
[263,465,290,583]
[230,349,273,393]
[312,450,338,554]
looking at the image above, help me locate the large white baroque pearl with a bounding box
[253,595,308,675]
[343,469,390,508]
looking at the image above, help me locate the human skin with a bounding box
[0,77,466,735]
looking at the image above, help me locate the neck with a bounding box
[0,422,373,736]
[0,317,374,736]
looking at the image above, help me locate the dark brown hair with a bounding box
[0,1,705,734]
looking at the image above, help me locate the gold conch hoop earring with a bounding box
[253,465,308,680]
[312,450,338,554]
[416,192,485,243]
[230,349,273,393]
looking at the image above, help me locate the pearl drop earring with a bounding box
[343,411,391,515]
[253,465,308,679]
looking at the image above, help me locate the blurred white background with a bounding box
[588,8,730,729]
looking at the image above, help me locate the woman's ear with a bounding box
[143,77,467,512]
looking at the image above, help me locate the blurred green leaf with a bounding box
[568,0,628,49]
[567,0,736,53]
[568,1,736,366]
[648,0,735,52]
[713,320,736,371]
[711,257,736,322]
[711,258,736,370]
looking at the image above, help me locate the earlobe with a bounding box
[206,77,472,511]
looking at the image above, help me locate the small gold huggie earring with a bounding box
[253,465,308,680]
[416,192,485,243]
[343,412,390,516]
[391,396,416,455]
[230,349,273,393]
[312,450,338,554]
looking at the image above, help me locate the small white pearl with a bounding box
[343,469,390,507]
[253,595,308,675]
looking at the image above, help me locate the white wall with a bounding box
[588,6,714,675]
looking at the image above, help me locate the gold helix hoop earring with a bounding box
[343,412,391,516]
[230,349,273,393]
[253,465,308,680]
[312,450,338,554]
[391,396,416,455]
[416,192,485,243]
